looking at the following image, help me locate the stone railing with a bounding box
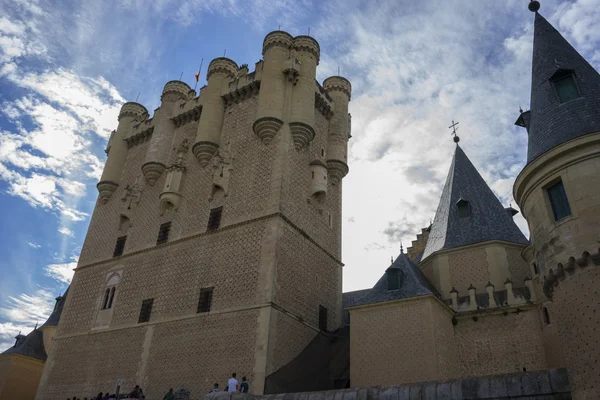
[205,369,570,400]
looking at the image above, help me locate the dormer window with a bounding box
[456,198,470,218]
[387,269,400,290]
[551,69,579,104]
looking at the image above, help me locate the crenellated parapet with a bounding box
[292,36,320,64]
[161,80,195,102]
[323,76,351,101]
[542,248,600,299]
[447,277,534,313]
[206,58,238,80]
[118,102,149,122]
[262,30,294,53]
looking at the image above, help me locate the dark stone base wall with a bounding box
[206,369,571,400]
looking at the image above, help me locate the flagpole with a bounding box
[194,58,204,92]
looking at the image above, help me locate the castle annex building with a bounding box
[30,3,599,400]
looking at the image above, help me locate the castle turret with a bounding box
[192,58,238,167]
[97,102,148,203]
[514,3,600,398]
[288,36,320,150]
[253,31,294,145]
[323,76,351,185]
[142,81,194,185]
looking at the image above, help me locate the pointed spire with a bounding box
[517,7,600,162]
[422,145,529,260]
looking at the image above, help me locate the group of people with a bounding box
[65,384,145,400]
[208,373,250,394]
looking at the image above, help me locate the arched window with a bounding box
[543,307,551,325]
[107,287,116,309]
[102,289,110,309]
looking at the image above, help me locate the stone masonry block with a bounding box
[549,368,571,393]
[487,375,508,398]
[422,382,437,400]
[380,387,399,400]
[408,385,422,400]
[342,390,357,400]
[506,374,523,397]
[355,388,368,400]
[396,385,410,400]
[450,380,463,400]
[522,372,541,395]
[461,377,479,399]
[436,382,452,400]
[367,387,379,400]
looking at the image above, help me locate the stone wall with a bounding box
[205,369,571,400]
[0,355,45,400]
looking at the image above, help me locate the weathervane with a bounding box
[449,119,460,143]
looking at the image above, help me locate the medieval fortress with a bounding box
[0,3,598,400]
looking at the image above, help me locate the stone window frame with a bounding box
[544,179,572,222]
[100,271,122,311]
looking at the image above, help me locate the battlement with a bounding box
[206,57,238,80]
[323,76,352,100]
[293,35,320,63]
[118,102,149,121]
[262,30,294,53]
[447,277,535,313]
[161,80,195,102]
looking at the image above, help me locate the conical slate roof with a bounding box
[40,286,69,329]
[1,329,47,361]
[422,145,529,260]
[346,251,437,307]
[519,12,600,163]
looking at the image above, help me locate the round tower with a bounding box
[514,5,600,398]
[192,58,237,167]
[252,31,294,145]
[288,35,319,150]
[323,76,351,185]
[142,80,194,185]
[97,102,148,203]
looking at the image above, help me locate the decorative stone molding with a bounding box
[210,142,234,200]
[120,174,144,206]
[192,141,219,167]
[172,106,202,128]
[542,248,600,299]
[289,121,315,150]
[125,126,154,148]
[118,102,149,122]
[262,31,294,54]
[206,57,238,80]
[161,80,194,102]
[293,35,320,64]
[96,181,118,204]
[141,161,166,186]
[323,76,352,100]
[315,92,333,120]
[222,81,260,107]
[252,116,283,145]
[326,159,349,185]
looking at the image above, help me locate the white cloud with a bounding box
[44,259,76,285]
[27,242,41,249]
[58,227,74,237]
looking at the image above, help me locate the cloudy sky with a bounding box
[0,0,599,350]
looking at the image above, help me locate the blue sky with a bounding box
[0,0,599,351]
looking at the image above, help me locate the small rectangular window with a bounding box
[197,287,214,313]
[387,269,399,290]
[207,207,223,231]
[113,236,127,257]
[138,298,154,323]
[547,181,571,221]
[554,75,579,104]
[156,222,171,245]
[319,305,328,331]
[533,262,539,275]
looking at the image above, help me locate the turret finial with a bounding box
[528,0,540,12]
[449,119,460,143]
[400,242,404,254]
[390,256,393,264]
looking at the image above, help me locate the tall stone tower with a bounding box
[514,2,600,399]
[36,31,351,399]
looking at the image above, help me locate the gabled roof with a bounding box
[1,329,47,361]
[519,11,600,162]
[345,251,437,308]
[422,145,529,260]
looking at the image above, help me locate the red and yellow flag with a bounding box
[195,71,200,82]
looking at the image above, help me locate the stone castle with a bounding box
[0,2,598,400]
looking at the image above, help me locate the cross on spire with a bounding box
[449,120,460,143]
